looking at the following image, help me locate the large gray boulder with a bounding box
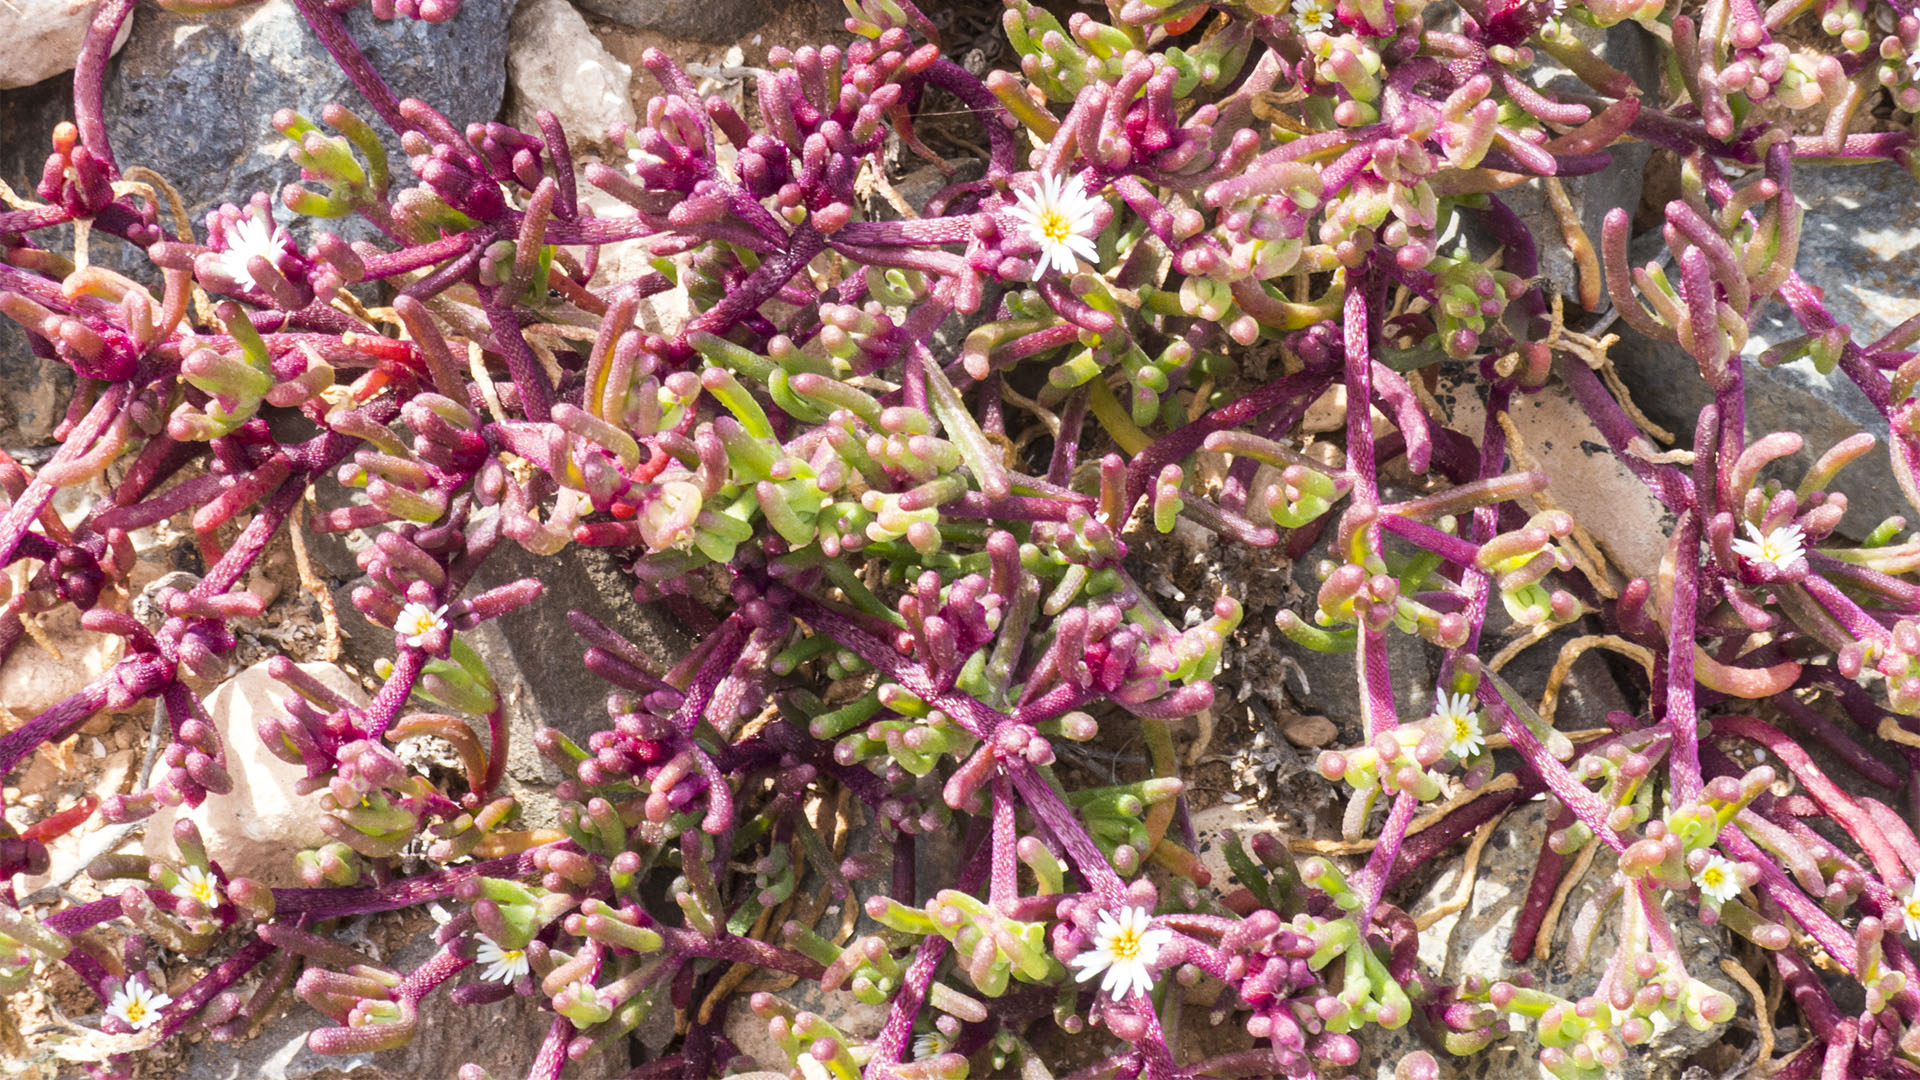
[1610,161,1920,538]
[100,0,514,233]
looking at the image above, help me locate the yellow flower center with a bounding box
[125,1001,146,1024]
[1702,867,1725,888]
[191,880,214,903]
[1453,717,1473,740]
[501,948,524,965]
[1905,898,1920,920]
[1038,209,1073,244]
[1109,927,1142,963]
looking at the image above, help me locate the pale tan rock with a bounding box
[142,661,365,886]
[1280,714,1337,747]
[0,605,122,725]
[1433,375,1671,584]
[505,0,635,152]
[0,0,133,90]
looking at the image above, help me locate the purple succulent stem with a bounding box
[71,0,136,174]
[1772,695,1903,792]
[1800,572,1895,645]
[157,937,275,1039]
[658,930,814,979]
[1715,715,1907,884]
[1044,388,1090,486]
[915,59,1017,179]
[359,234,478,281]
[0,383,125,569]
[1378,514,1482,566]
[1354,790,1417,926]
[360,648,426,741]
[942,493,1091,522]
[990,773,1017,908]
[833,216,978,248]
[1554,354,1694,508]
[1721,826,1859,973]
[0,204,71,234]
[682,224,825,350]
[668,613,752,734]
[480,285,554,422]
[1343,272,1380,537]
[867,831,992,1074]
[1666,510,1704,803]
[1479,684,1624,852]
[1008,758,1125,903]
[288,0,410,135]
[529,1015,576,1080]
[0,681,112,777]
[1810,554,1920,608]
[271,844,564,920]
[1121,370,1330,521]
[1383,782,1533,893]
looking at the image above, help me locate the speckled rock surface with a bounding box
[1612,161,1920,538]
[102,0,513,236]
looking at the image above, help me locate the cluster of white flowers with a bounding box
[1292,0,1335,33]
[1692,854,1743,907]
[1729,521,1807,571]
[1069,906,1173,1000]
[474,933,531,983]
[215,212,291,293]
[1430,691,1485,760]
[1901,882,1920,942]
[107,980,172,1031]
[168,864,220,907]
[394,601,450,647]
[1007,172,1104,279]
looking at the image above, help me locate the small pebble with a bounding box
[1281,715,1337,747]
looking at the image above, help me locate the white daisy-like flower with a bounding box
[216,212,291,293]
[1292,0,1335,33]
[1900,881,1920,941]
[912,1030,952,1061]
[1068,906,1174,1001]
[1728,521,1808,571]
[394,602,449,648]
[1008,171,1103,279]
[168,864,220,907]
[474,933,530,984]
[1693,853,1743,907]
[106,980,173,1031]
[1431,691,1484,759]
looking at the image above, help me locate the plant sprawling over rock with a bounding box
[6,0,1920,1077]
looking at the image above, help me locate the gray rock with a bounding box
[0,320,75,448]
[0,75,79,448]
[315,526,691,825]
[568,0,772,43]
[177,910,630,1079]
[460,539,692,797]
[1609,160,1920,538]
[101,0,513,236]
